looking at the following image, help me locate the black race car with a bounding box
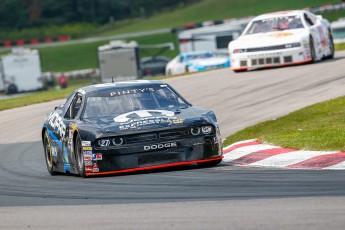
[42,80,223,177]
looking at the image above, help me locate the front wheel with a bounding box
[197,159,222,168]
[326,33,335,60]
[310,37,316,63]
[75,134,86,177]
[43,131,56,176]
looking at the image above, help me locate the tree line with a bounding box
[0,0,198,29]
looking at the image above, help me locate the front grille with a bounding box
[273,57,280,64]
[284,56,292,63]
[240,60,247,67]
[125,133,157,144]
[159,129,189,139]
[138,153,179,166]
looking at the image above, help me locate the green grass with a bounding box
[99,0,341,35]
[39,33,178,72]
[223,96,345,151]
[335,42,345,51]
[0,78,97,111]
[0,87,77,111]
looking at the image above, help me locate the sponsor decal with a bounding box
[46,112,66,138]
[171,118,184,124]
[85,166,93,173]
[82,141,91,147]
[144,142,177,151]
[269,32,293,38]
[93,164,99,173]
[51,146,58,157]
[84,155,92,161]
[317,27,326,47]
[114,110,175,123]
[114,110,183,130]
[83,150,93,155]
[85,161,92,166]
[93,153,102,161]
[110,88,154,97]
[83,147,92,151]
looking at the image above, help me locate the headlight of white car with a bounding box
[284,43,302,48]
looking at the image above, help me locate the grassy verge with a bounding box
[335,43,345,51]
[0,87,77,111]
[223,96,345,151]
[0,78,96,111]
[100,0,340,35]
[39,33,178,72]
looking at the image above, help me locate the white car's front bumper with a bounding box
[230,45,311,71]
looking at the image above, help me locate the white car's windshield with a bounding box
[83,85,189,118]
[245,15,304,35]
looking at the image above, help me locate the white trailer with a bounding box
[98,40,140,82]
[178,18,251,53]
[0,48,43,94]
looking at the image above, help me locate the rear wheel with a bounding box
[75,134,86,177]
[6,84,17,95]
[43,131,56,176]
[197,159,222,168]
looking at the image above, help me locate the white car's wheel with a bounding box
[326,32,335,60]
[310,37,316,63]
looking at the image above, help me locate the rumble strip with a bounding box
[222,140,345,170]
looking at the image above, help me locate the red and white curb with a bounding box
[222,140,345,170]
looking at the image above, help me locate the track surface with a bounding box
[1,51,345,229]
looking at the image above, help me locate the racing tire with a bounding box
[185,65,189,73]
[6,84,18,95]
[197,159,222,168]
[310,37,316,63]
[326,33,335,60]
[43,131,57,176]
[75,134,86,178]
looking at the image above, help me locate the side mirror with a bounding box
[54,106,58,110]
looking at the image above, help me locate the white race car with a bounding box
[228,10,334,72]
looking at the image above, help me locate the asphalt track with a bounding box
[1,51,345,229]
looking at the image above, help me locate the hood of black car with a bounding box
[83,107,212,134]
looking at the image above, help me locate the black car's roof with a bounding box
[78,80,165,94]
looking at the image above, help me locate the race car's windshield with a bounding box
[83,85,189,118]
[245,16,304,35]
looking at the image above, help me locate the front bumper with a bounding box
[85,135,223,176]
[230,46,311,71]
